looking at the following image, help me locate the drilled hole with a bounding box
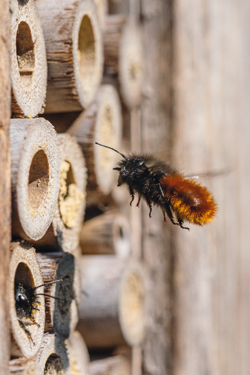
[28,150,49,211]
[15,263,34,290]
[78,15,96,87]
[16,21,35,86]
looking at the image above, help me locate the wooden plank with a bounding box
[140,1,173,374]
[0,0,11,372]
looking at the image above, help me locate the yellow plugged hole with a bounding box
[59,160,85,229]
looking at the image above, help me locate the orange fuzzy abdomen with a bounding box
[159,174,217,225]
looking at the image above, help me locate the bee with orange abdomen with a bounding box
[95,142,217,230]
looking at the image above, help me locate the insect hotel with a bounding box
[0,0,249,375]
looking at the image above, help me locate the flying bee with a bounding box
[95,142,217,230]
[15,279,62,345]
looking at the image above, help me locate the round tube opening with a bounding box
[28,150,49,211]
[16,21,35,86]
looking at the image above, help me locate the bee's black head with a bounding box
[114,156,147,186]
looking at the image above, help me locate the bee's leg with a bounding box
[136,195,141,207]
[163,202,180,227]
[177,218,190,231]
[28,316,40,328]
[17,317,35,345]
[145,198,153,217]
[129,186,135,206]
[161,209,167,222]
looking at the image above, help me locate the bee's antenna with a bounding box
[32,279,63,291]
[95,142,127,160]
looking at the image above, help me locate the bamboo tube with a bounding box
[35,334,70,375]
[35,134,87,252]
[36,0,103,113]
[103,16,143,109]
[94,0,107,28]
[10,118,60,242]
[9,358,38,375]
[36,252,81,340]
[77,256,146,348]
[66,331,90,375]
[80,211,131,257]
[89,355,131,375]
[10,0,47,118]
[10,242,45,359]
[68,84,122,204]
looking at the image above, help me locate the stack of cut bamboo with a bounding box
[9,0,145,374]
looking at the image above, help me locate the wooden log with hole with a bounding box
[103,15,143,109]
[10,118,60,242]
[80,211,131,257]
[35,334,71,375]
[35,0,103,113]
[10,0,47,118]
[66,331,90,375]
[89,355,131,375]
[68,84,122,205]
[10,242,45,359]
[36,252,81,340]
[77,256,146,348]
[35,134,87,253]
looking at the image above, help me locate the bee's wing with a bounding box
[185,168,232,180]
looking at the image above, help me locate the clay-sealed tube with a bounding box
[35,134,87,252]
[36,252,81,340]
[66,331,90,375]
[35,334,71,375]
[10,118,60,242]
[68,84,122,204]
[77,256,146,348]
[10,242,45,359]
[10,0,47,118]
[89,355,131,375]
[103,16,143,109]
[36,0,103,113]
[80,211,131,257]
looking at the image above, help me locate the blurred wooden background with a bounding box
[1,0,250,374]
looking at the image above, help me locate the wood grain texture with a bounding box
[10,118,60,242]
[0,0,11,371]
[66,331,90,375]
[77,256,146,348]
[68,84,122,204]
[36,0,103,113]
[10,242,45,359]
[141,0,250,375]
[80,211,131,257]
[10,0,47,118]
[140,1,173,374]
[36,252,81,341]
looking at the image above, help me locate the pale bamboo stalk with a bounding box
[35,334,71,375]
[35,134,87,252]
[36,252,81,340]
[10,0,47,118]
[89,355,131,375]
[66,331,90,375]
[10,242,45,359]
[36,0,103,113]
[103,16,143,109]
[10,118,60,242]
[68,84,122,204]
[80,211,131,257]
[77,256,146,348]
